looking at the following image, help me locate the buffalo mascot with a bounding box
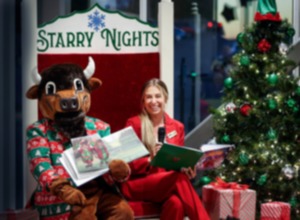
[26,57,134,220]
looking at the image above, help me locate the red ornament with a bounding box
[240,104,252,116]
[258,39,271,52]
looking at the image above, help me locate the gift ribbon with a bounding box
[209,177,249,218]
[210,177,249,190]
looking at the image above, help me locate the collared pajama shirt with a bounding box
[26,116,110,220]
[124,112,185,177]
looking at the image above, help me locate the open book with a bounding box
[150,143,234,171]
[60,126,149,186]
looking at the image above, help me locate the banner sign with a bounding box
[37,4,160,132]
[37,4,159,54]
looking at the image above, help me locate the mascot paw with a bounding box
[108,159,131,182]
[49,178,86,206]
[69,192,100,220]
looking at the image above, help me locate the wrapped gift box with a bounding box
[260,202,290,220]
[202,184,256,220]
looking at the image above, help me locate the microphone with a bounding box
[158,127,166,144]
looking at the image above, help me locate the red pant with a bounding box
[121,171,210,220]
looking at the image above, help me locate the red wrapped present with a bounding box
[0,209,39,220]
[260,202,290,220]
[202,177,256,220]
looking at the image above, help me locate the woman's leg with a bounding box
[121,171,210,220]
[160,195,184,220]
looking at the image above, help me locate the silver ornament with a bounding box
[279,43,288,56]
[282,164,295,180]
[225,102,236,113]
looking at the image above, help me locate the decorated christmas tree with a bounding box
[206,0,300,217]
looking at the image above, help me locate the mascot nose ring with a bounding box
[60,97,78,111]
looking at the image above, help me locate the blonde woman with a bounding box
[120,78,209,220]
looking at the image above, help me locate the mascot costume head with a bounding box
[26,57,133,220]
[27,56,100,138]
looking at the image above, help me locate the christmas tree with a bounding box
[206,0,300,217]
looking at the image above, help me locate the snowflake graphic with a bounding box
[88,10,106,32]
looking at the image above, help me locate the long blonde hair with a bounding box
[139,78,168,157]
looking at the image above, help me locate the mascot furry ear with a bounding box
[25,56,133,220]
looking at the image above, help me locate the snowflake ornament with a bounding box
[88,10,106,31]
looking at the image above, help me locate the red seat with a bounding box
[128,201,161,219]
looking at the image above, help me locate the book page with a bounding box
[60,148,109,186]
[102,126,149,163]
[200,144,234,152]
[64,147,109,179]
[71,134,109,173]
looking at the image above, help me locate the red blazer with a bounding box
[125,113,185,178]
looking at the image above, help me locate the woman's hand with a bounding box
[153,143,162,157]
[181,166,197,179]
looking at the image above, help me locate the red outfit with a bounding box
[120,113,210,220]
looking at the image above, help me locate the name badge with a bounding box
[167,130,177,139]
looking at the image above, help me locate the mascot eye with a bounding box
[74,79,84,91]
[45,82,56,95]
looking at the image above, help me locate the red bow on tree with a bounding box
[258,39,271,52]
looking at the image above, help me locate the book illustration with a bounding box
[150,143,234,171]
[60,126,149,186]
[71,134,109,173]
[196,144,234,170]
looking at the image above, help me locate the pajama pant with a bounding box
[121,170,210,220]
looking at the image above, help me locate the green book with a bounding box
[150,143,234,171]
[150,143,203,171]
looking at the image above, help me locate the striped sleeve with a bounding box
[26,124,58,189]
